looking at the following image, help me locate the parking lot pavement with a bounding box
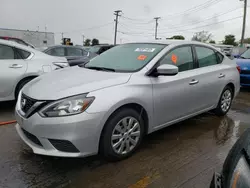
[1,89,250,188]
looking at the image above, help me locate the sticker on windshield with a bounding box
[171,54,178,64]
[137,55,147,61]
[135,48,155,52]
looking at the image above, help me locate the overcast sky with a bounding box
[0,0,249,45]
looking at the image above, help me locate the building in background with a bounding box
[0,28,55,48]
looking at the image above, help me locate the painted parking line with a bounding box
[0,120,17,126]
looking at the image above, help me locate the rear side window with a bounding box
[216,52,224,64]
[47,47,65,56]
[67,48,83,56]
[195,46,217,68]
[160,46,194,72]
[16,48,31,59]
[0,44,15,59]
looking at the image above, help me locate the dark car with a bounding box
[43,45,89,61]
[88,44,114,55]
[68,45,114,66]
[0,36,35,48]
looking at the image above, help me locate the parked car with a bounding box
[88,44,114,55]
[0,39,68,102]
[15,40,240,161]
[236,48,250,86]
[43,45,89,61]
[230,46,248,58]
[68,52,97,66]
[0,36,35,48]
[68,45,114,66]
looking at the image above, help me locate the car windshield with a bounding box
[88,46,101,53]
[83,43,165,72]
[240,48,250,59]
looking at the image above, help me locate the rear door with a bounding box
[192,45,227,109]
[0,44,27,98]
[151,45,206,128]
[66,47,84,60]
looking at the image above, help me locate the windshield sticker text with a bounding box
[135,48,155,52]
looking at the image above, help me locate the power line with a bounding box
[161,6,243,29]
[157,16,243,35]
[161,0,225,20]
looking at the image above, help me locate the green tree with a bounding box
[91,38,99,46]
[192,31,212,43]
[243,38,250,44]
[167,35,185,40]
[223,35,237,46]
[84,39,91,46]
[209,40,216,44]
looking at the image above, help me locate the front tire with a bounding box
[214,86,233,116]
[100,108,145,161]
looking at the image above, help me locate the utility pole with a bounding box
[154,17,160,40]
[61,33,64,44]
[240,0,247,46]
[114,10,122,45]
[82,34,85,45]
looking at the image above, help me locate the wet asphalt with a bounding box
[1,88,250,188]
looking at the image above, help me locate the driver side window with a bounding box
[159,46,194,72]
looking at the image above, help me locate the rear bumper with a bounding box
[240,74,250,86]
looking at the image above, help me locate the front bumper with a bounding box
[240,74,250,86]
[15,108,106,157]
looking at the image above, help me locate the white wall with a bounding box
[0,28,55,48]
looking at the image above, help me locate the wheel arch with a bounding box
[98,102,150,152]
[14,75,38,98]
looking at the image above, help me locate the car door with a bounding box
[193,45,227,109]
[0,44,27,98]
[46,47,66,57]
[66,47,84,60]
[151,45,207,129]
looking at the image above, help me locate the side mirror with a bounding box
[154,64,178,76]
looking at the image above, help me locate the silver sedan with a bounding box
[15,40,240,161]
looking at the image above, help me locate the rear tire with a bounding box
[214,86,233,116]
[15,79,33,99]
[100,108,145,161]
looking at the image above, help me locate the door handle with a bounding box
[9,64,23,68]
[218,73,225,78]
[189,79,199,85]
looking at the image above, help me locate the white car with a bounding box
[0,39,68,102]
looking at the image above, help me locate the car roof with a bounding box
[0,39,36,52]
[46,45,84,49]
[128,39,214,46]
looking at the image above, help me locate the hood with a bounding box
[236,58,250,67]
[23,66,131,100]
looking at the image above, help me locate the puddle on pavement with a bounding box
[1,91,250,188]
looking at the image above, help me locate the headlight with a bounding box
[39,94,94,117]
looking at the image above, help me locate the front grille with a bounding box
[22,128,42,147]
[241,70,250,74]
[21,94,37,113]
[49,139,79,153]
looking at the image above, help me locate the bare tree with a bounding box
[192,31,212,43]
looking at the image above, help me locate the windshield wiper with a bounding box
[86,66,116,72]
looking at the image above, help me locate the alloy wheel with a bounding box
[111,117,141,155]
[221,89,232,112]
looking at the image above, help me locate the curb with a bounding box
[0,120,17,126]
